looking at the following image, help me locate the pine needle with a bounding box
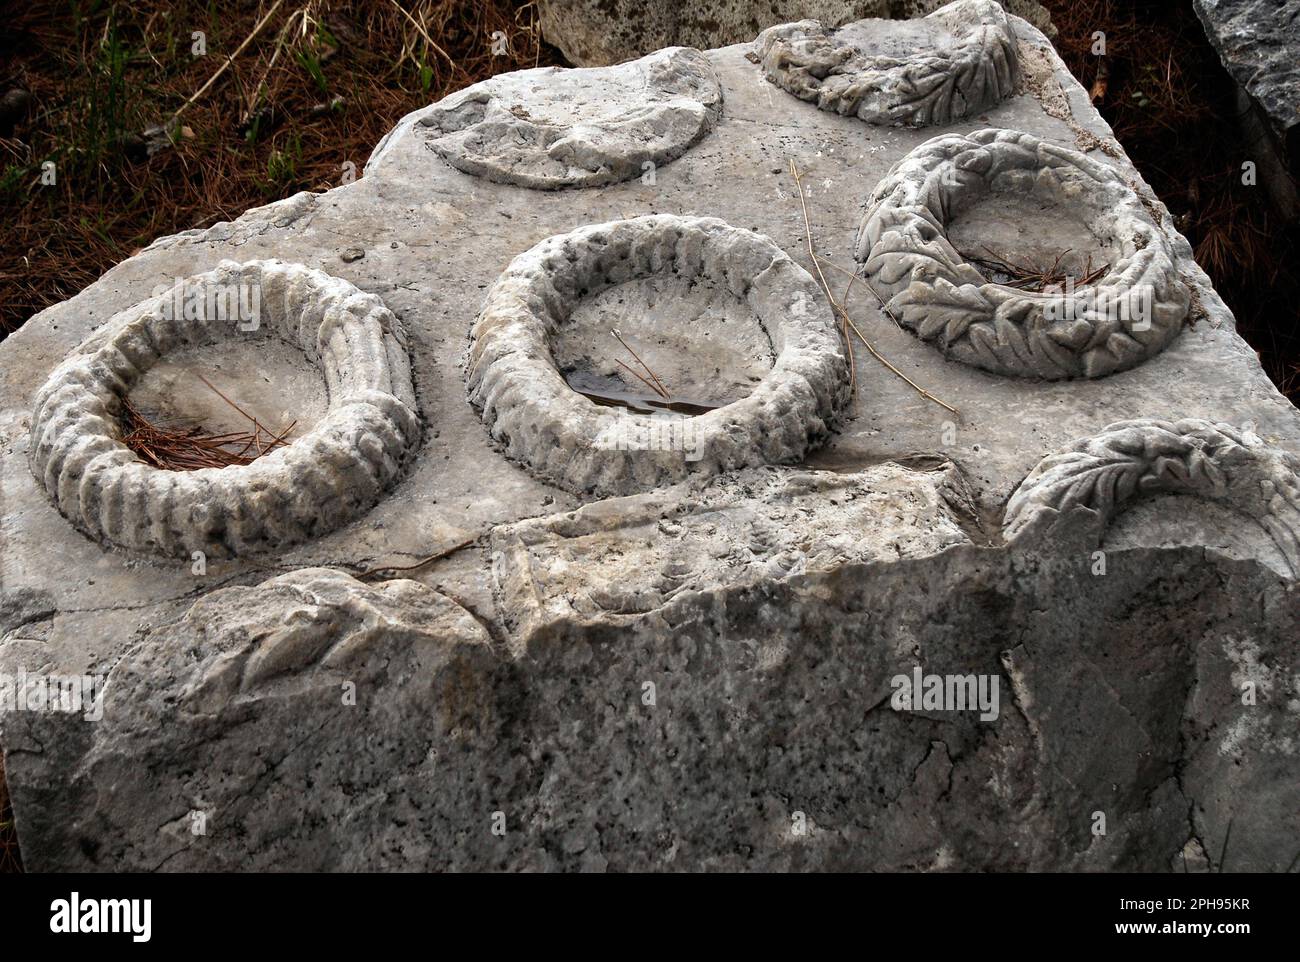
[789,159,959,417]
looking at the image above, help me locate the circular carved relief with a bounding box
[855,128,1191,379]
[467,215,851,496]
[1004,418,1300,578]
[416,47,722,189]
[753,0,1018,127]
[29,260,421,558]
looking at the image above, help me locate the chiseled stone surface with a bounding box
[1,2,1298,871]
[490,462,977,646]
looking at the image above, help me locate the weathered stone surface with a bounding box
[1193,0,1300,217]
[855,128,1191,378]
[375,47,722,190]
[2,5,1298,871]
[0,568,514,871]
[754,0,1019,127]
[538,0,1055,67]
[9,469,1293,871]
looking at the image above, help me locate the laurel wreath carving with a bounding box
[1004,418,1300,577]
[854,128,1191,379]
[752,0,1018,126]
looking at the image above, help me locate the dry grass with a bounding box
[611,329,670,400]
[121,398,295,470]
[0,752,19,873]
[0,0,560,338]
[128,372,296,469]
[966,245,1110,292]
[1042,0,1300,403]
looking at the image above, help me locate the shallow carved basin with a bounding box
[127,336,330,438]
[552,269,779,414]
[411,47,722,190]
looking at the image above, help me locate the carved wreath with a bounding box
[29,260,421,559]
[1004,418,1300,577]
[467,215,850,497]
[752,0,1018,126]
[854,128,1191,379]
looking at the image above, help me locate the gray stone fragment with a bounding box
[1193,0,1300,218]
[491,461,976,646]
[1,568,512,871]
[407,47,722,190]
[487,472,1298,870]
[538,0,1055,67]
[753,0,1019,126]
[4,468,1297,870]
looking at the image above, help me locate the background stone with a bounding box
[538,0,1055,66]
[1193,0,1300,219]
